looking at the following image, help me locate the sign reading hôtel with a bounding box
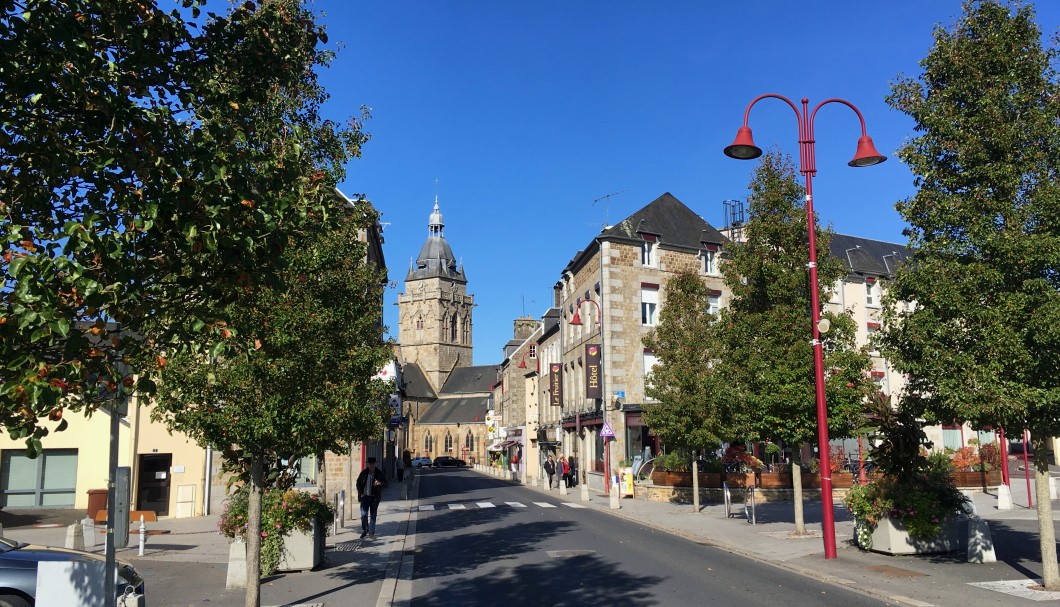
[585,344,601,399]
[549,363,563,407]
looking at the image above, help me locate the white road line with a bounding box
[505,502,527,508]
[533,502,557,508]
[448,503,466,509]
[417,505,435,511]
[562,503,587,508]
[476,502,496,508]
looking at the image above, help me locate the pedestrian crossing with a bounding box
[416,501,588,511]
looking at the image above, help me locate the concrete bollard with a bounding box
[225,540,247,589]
[997,484,1013,510]
[81,517,96,550]
[65,522,85,551]
[961,491,978,517]
[967,518,996,563]
[1050,476,1058,500]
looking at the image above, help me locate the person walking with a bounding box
[560,456,571,488]
[356,456,388,539]
[399,449,412,482]
[568,454,578,487]
[544,454,557,489]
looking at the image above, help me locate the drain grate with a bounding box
[546,550,597,558]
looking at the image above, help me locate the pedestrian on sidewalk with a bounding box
[356,457,388,539]
[568,454,578,487]
[544,454,556,488]
[399,449,411,482]
[560,456,571,488]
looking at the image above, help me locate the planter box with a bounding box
[276,518,324,572]
[952,469,1002,489]
[649,470,725,488]
[801,472,856,489]
[864,515,959,555]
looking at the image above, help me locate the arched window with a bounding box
[465,430,475,452]
[462,316,471,344]
[416,315,424,330]
[444,431,454,452]
[441,314,448,340]
[424,431,433,454]
[450,315,458,342]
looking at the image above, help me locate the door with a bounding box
[137,454,172,516]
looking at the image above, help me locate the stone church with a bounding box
[398,200,497,464]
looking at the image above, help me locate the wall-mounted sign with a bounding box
[549,363,563,407]
[585,344,601,399]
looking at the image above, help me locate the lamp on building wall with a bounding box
[568,296,610,498]
[517,352,529,369]
[724,94,886,560]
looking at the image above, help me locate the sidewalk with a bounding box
[515,470,1060,607]
[2,472,1058,607]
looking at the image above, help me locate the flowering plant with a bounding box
[219,487,334,575]
[844,394,967,549]
[722,444,764,472]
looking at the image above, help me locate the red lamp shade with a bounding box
[569,309,583,326]
[848,134,887,167]
[518,356,527,369]
[723,126,763,160]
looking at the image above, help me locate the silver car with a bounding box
[0,537,145,606]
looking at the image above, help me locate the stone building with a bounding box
[552,192,728,489]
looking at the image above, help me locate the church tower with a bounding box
[397,200,475,391]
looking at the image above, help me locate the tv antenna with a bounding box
[593,190,627,229]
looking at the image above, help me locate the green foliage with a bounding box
[219,487,334,576]
[713,151,874,448]
[846,393,968,546]
[642,270,728,451]
[656,451,689,472]
[0,0,369,450]
[881,0,1060,436]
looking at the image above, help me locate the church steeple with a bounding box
[407,199,467,284]
[397,197,475,391]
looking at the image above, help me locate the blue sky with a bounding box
[310,1,1060,365]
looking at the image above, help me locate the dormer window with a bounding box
[641,235,657,267]
[865,277,880,308]
[701,245,719,274]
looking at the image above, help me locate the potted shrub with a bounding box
[844,394,968,554]
[220,487,334,575]
[651,451,692,486]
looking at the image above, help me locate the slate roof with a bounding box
[416,396,489,424]
[400,362,436,400]
[406,202,467,283]
[829,234,910,279]
[539,307,560,342]
[439,365,501,395]
[601,192,727,250]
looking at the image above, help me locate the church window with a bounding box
[465,430,475,452]
[444,431,454,452]
[424,431,434,454]
[416,315,424,330]
[450,315,458,342]
[462,316,471,344]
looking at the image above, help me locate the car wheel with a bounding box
[0,594,32,607]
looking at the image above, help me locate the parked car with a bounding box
[410,456,433,468]
[433,456,466,468]
[0,536,146,606]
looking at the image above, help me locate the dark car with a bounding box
[433,456,466,468]
[0,537,145,606]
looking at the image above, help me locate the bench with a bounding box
[93,510,159,525]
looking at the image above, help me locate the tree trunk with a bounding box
[245,457,264,607]
[1033,434,1060,590]
[791,448,806,535]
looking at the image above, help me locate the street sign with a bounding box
[601,422,615,437]
[613,391,625,399]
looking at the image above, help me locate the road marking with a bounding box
[533,502,556,508]
[562,503,587,508]
[505,502,527,508]
[447,503,466,509]
[476,502,496,508]
[417,505,435,511]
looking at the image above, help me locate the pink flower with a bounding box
[261,531,268,537]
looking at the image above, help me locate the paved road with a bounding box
[402,467,887,606]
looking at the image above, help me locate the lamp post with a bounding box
[723,94,886,559]
[569,297,608,502]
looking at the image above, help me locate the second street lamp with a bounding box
[723,94,886,560]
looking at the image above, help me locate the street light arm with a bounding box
[741,93,801,126]
[809,97,871,136]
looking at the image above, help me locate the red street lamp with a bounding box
[569,297,610,494]
[723,94,886,560]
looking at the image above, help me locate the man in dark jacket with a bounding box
[356,457,388,539]
[543,454,556,489]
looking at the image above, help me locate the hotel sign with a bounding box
[585,344,602,399]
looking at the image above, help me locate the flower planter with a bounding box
[276,517,324,572]
[801,472,856,489]
[649,470,725,488]
[951,469,1002,489]
[862,514,959,555]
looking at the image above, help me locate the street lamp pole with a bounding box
[724,94,886,559]
[570,296,604,495]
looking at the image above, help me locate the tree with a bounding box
[0,0,367,449]
[882,0,1060,587]
[642,270,731,455]
[152,197,394,605]
[713,150,873,533]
